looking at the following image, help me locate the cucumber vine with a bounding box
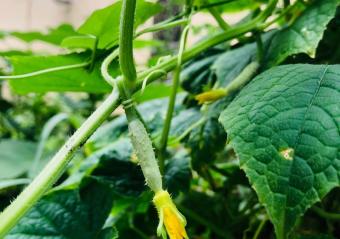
[0,0,279,236]
[2,1,337,239]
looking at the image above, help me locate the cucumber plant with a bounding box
[0,0,339,238]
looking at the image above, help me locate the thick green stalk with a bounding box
[0,90,120,237]
[119,0,137,88]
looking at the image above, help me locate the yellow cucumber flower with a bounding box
[195,88,226,104]
[153,190,188,239]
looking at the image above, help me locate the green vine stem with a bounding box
[252,217,268,239]
[206,0,230,31]
[101,48,119,86]
[0,89,120,237]
[158,23,190,173]
[136,19,189,38]
[0,62,90,80]
[209,7,230,30]
[119,0,137,89]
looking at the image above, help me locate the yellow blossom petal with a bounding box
[163,207,188,239]
[153,190,188,239]
[195,89,226,104]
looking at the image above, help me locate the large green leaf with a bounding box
[6,179,114,239]
[219,64,340,238]
[8,53,114,94]
[0,140,36,179]
[61,35,97,50]
[265,0,339,67]
[11,24,76,45]
[76,1,162,49]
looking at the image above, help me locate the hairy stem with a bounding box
[0,90,120,237]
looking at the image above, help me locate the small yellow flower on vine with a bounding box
[153,190,188,239]
[195,89,226,104]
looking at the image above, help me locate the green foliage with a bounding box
[1,0,340,238]
[164,150,192,195]
[220,64,340,238]
[9,53,114,94]
[265,0,339,67]
[75,0,162,49]
[6,179,114,239]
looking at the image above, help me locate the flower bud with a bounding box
[153,190,188,239]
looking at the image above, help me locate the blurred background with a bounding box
[0,0,245,55]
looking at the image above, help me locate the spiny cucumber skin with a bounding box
[128,119,162,192]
